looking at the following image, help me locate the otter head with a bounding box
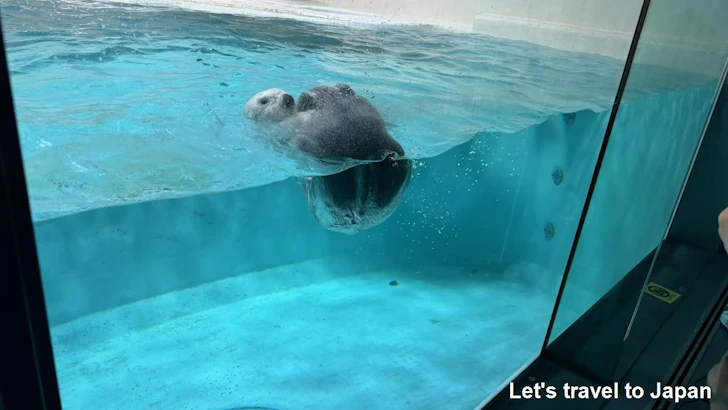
[243,88,296,123]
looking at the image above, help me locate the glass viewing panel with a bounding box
[548,0,728,346]
[0,0,658,408]
[622,2,728,350]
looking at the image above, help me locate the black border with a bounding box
[0,15,63,410]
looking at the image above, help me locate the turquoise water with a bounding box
[2,0,705,221]
[1,0,723,409]
[33,89,717,410]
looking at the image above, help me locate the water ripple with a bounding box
[0,0,715,220]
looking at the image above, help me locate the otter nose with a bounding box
[282,93,295,108]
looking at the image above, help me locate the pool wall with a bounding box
[33,84,715,331]
[257,0,727,73]
[473,0,728,75]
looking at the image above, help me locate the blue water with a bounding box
[1,0,709,221]
[33,88,718,410]
[2,0,724,409]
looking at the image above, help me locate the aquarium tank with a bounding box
[1,0,727,408]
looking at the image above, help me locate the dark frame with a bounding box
[0,16,63,410]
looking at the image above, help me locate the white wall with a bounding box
[305,0,641,34]
[307,0,641,31]
[305,0,728,75]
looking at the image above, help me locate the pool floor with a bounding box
[50,260,564,410]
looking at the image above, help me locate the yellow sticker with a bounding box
[645,282,681,304]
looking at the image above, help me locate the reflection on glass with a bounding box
[549,0,728,342]
[0,0,655,408]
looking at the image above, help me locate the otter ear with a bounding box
[335,83,355,96]
[297,91,316,112]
